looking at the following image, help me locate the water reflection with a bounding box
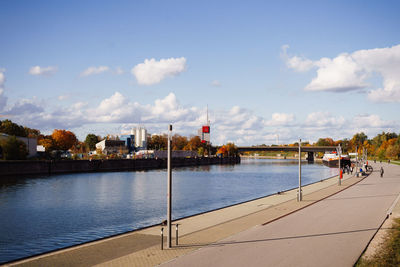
[0,159,335,263]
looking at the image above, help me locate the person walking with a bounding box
[380,167,384,178]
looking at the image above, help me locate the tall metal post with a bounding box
[298,139,302,201]
[355,146,358,176]
[167,124,172,248]
[338,144,341,185]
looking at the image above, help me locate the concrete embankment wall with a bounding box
[0,157,240,177]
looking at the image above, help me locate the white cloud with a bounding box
[29,66,58,76]
[305,54,367,92]
[0,68,7,111]
[211,80,221,87]
[1,87,397,145]
[114,67,124,75]
[281,45,314,72]
[265,113,295,126]
[58,94,70,101]
[8,98,44,115]
[304,111,345,127]
[284,44,400,101]
[352,114,393,128]
[131,57,186,85]
[0,68,5,87]
[80,66,110,77]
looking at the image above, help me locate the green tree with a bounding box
[226,143,239,156]
[85,134,99,151]
[0,136,27,160]
[24,126,41,138]
[0,120,27,137]
[352,132,368,146]
[198,146,205,156]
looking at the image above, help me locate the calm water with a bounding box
[0,159,337,263]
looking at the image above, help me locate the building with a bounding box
[197,106,211,144]
[95,139,126,155]
[197,125,210,144]
[0,133,38,157]
[132,126,147,150]
[119,134,135,153]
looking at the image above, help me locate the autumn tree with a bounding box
[71,141,88,155]
[38,135,55,151]
[225,143,238,156]
[184,136,203,151]
[217,145,228,157]
[386,144,400,159]
[172,134,188,150]
[147,134,168,150]
[315,138,335,146]
[51,129,78,151]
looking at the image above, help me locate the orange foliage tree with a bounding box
[51,129,78,151]
[217,145,227,156]
[38,136,55,151]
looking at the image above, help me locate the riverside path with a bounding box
[161,162,400,267]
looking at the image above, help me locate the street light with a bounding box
[167,124,172,248]
[298,138,302,201]
[337,144,342,186]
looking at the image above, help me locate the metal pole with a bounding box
[176,224,179,246]
[161,227,164,250]
[355,146,358,177]
[338,144,341,186]
[298,139,302,201]
[167,124,172,248]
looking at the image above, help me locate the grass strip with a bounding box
[356,218,400,267]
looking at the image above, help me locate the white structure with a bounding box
[131,126,147,149]
[95,139,125,155]
[0,133,37,157]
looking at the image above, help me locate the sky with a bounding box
[0,0,399,145]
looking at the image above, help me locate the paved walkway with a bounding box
[160,162,400,267]
[6,163,398,267]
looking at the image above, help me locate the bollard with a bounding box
[176,224,179,246]
[161,227,164,250]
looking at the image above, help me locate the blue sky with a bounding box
[0,0,399,145]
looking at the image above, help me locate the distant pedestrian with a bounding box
[374,159,376,163]
[380,167,384,177]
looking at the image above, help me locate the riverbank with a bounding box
[240,155,323,162]
[0,156,240,177]
[4,170,363,267]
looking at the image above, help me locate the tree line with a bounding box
[312,132,400,160]
[1,119,398,160]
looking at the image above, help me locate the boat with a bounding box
[322,151,351,168]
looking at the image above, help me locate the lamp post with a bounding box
[167,124,172,248]
[298,139,302,201]
[337,144,342,185]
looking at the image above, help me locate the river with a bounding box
[0,158,337,263]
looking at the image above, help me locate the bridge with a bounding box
[238,146,338,162]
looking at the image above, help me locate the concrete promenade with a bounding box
[5,162,399,267]
[161,162,400,267]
